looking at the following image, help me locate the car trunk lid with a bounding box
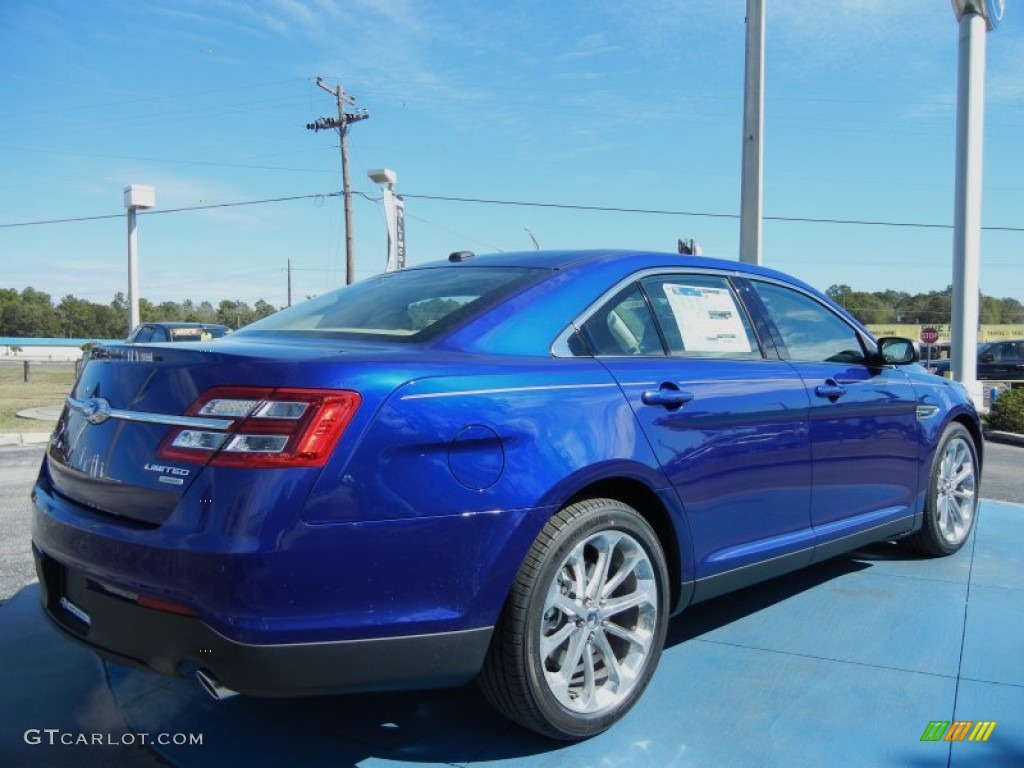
[44,339,409,526]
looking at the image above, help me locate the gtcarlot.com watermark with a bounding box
[24,729,203,747]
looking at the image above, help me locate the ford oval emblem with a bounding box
[82,397,113,425]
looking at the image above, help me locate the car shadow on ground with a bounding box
[665,548,883,648]
[1,543,934,766]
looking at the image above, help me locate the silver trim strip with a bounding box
[401,383,617,401]
[66,396,235,430]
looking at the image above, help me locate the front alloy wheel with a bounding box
[903,422,979,556]
[479,498,669,740]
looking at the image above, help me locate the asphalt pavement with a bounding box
[981,435,1024,505]
[1,441,1022,767]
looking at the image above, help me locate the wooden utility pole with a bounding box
[307,77,368,284]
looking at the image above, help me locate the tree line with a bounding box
[825,285,1024,326]
[2,284,1023,340]
[0,288,279,339]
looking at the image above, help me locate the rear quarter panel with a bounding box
[301,357,680,629]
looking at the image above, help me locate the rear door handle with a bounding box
[641,387,694,408]
[814,379,846,399]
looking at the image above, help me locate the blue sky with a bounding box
[1,0,1022,309]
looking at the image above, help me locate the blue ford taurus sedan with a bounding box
[32,250,981,740]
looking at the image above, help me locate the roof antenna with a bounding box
[524,227,540,250]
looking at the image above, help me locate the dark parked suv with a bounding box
[127,322,230,343]
[930,340,1024,381]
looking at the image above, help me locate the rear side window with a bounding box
[752,281,867,363]
[580,284,664,356]
[238,267,540,342]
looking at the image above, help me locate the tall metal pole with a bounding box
[287,258,292,308]
[739,0,765,265]
[127,208,140,333]
[123,184,154,335]
[950,10,987,400]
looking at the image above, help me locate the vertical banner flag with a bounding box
[384,192,407,272]
[395,195,406,271]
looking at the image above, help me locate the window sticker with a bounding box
[662,284,752,353]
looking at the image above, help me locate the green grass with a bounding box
[0,363,76,433]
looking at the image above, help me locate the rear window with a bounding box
[237,267,541,341]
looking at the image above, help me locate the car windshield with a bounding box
[238,266,541,341]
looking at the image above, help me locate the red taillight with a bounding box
[158,387,361,468]
[136,595,196,616]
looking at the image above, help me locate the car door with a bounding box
[747,280,920,559]
[575,273,813,599]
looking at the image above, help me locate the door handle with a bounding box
[814,379,846,399]
[641,387,694,408]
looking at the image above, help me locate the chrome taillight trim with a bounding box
[66,396,235,431]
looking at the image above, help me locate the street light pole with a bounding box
[123,185,155,335]
[949,0,1002,406]
[739,0,765,265]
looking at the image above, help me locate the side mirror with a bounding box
[981,352,994,363]
[876,337,918,366]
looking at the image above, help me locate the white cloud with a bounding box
[560,33,620,60]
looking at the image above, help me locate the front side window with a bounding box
[752,281,867,363]
[237,267,541,342]
[641,275,761,359]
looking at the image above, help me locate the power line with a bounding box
[3,189,1024,234]
[400,193,1024,233]
[0,193,341,228]
[143,192,340,216]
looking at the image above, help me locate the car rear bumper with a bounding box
[34,545,492,697]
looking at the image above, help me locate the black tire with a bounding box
[478,498,670,740]
[901,422,979,556]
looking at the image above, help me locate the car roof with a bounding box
[141,322,228,329]
[411,249,813,289]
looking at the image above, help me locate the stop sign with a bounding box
[920,327,940,345]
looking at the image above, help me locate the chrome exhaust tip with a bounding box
[196,669,239,701]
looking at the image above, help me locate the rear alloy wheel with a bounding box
[903,423,979,556]
[479,498,669,740]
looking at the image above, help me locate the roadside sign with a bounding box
[920,327,940,345]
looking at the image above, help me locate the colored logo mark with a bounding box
[920,721,996,742]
